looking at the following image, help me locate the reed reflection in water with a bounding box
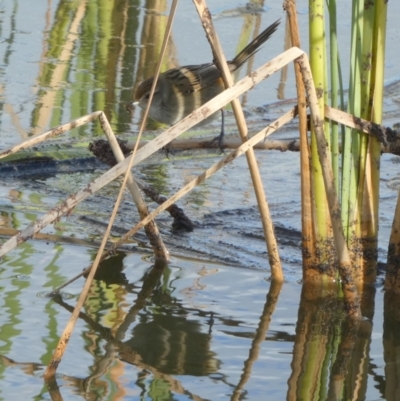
[1,0,400,400]
[48,254,390,400]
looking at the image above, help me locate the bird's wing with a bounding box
[165,63,223,95]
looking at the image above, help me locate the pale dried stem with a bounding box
[325,105,388,138]
[0,41,361,316]
[124,112,398,152]
[56,108,299,294]
[284,0,316,270]
[43,107,298,294]
[43,0,180,379]
[0,47,304,260]
[110,108,297,255]
[99,113,169,261]
[192,0,283,280]
[0,111,102,160]
[43,121,133,379]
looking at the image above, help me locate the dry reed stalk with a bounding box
[277,19,291,100]
[324,105,390,140]
[0,47,304,260]
[326,106,400,158]
[0,111,102,160]
[44,0,180,379]
[110,107,297,256]
[44,148,130,378]
[99,113,169,261]
[298,54,360,317]
[45,107,298,294]
[283,0,316,274]
[192,0,282,280]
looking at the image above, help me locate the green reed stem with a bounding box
[327,0,340,194]
[341,0,364,241]
[309,0,329,239]
[368,0,388,236]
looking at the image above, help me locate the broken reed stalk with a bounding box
[0,46,304,260]
[110,108,297,254]
[283,0,316,272]
[124,137,303,152]
[115,53,362,318]
[277,19,290,100]
[118,107,398,154]
[324,106,389,140]
[192,0,283,280]
[298,55,360,317]
[48,107,298,294]
[2,107,391,262]
[0,45,363,315]
[122,134,400,155]
[0,111,102,160]
[99,113,169,261]
[43,0,180,379]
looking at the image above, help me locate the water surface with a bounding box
[1,1,400,400]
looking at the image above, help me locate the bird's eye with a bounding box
[144,94,150,100]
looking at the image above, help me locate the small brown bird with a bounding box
[130,19,280,149]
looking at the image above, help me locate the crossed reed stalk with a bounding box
[0,0,393,379]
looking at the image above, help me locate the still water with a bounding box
[1,1,400,400]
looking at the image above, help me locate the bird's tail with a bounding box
[229,19,281,71]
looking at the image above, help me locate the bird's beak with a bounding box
[126,101,138,114]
